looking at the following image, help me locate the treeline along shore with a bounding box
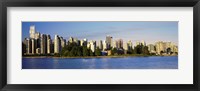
[23,42,178,58]
[23,55,178,59]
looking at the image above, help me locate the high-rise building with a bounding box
[26,38,32,54]
[54,35,61,53]
[34,32,40,39]
[40,34,47,54]
[29,25,35,39]
[90,41,96,52]
[113,40,118,48]
[83,38,88,46]
[155,41,178,54]
[60,37,66,48]
[141,40,146,46]
[135,41,141,46]
[87,42,91,48]
[118,39,123,49]
[36,48,41,54]
[98,40,103,50]
[148,44,156,53]
[69,37,74,43]
[127,40,132,51]
[31,39,36,54]
[47,35,51,54]
[80,40,84,46]
[155,41,166,54]
[106,35,113,49]
[123,42,128,50]
[103,40,107,51]
[74,38,80,45]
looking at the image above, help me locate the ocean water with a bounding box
[22,56,178,69]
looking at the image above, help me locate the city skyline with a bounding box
[22,21,178,46]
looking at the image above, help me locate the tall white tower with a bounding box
[29,25,35,39]
[54,35,60,53]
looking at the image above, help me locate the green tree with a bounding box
[54,53,60,57]
[142,46,149,55]
[95,47,101,56]
[111,48,118,55]
[89,49,94,56]
[83,46,89,56]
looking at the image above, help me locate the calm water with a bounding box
[22,56,178,69]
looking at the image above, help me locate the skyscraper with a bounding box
[106,35,113,49]
[83,38,88,46]
[69,37,74,43]
[40,34,47,54]
[54,35,61,53]
[34,32,40,39]
[31,39,35,54]
[47,35,51,54]
[90,41,96,52]
[141,40,146,46]
[118,39,123,49]
[29,25,35,39]
[148,44,156,53]
[127,40,132,51]
[113,40,118,48]
[98,40,103,50]
[155,41,165,54]
[26,38,32,54]
[136,41,141,46]
[103,40,107,51]
[60,37,66,48]
[123,42,128,50]
[87,42,91,48]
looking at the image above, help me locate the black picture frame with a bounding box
[0,0,199,91]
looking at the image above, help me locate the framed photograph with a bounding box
[0,0,199,91]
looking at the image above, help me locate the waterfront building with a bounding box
[90,41,96,52]
[106,35,113,49]
[173,46,178,53]
[87,42,91,49]
[47,35,51,54]
[26,38,32,54]
[98,40,103,50]
[155,41,178,54]
[29,25,36,39]
[112,40,118,48]
[36,48,41,54]
[103,40,107,51]
[127,40,133,51]
[117,39,123,49]
[69,37,74,43]
[135,41,141,46]
[34,32,40,39]
[155,41,165,54]
[148,44,156,53]
[83,38,88,46]
[141,40,146,46]
[80,40,84,46]
[31,39,36,54]
[54,35,61,53]
[60,37,66,48]
[40,34,47,54]
[123,42,128,50]
[73,38,79,45]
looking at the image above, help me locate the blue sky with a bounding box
[22,21,178,45]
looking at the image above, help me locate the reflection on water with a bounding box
[22,56,178,69]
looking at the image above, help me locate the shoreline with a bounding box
[22,55,178,59]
